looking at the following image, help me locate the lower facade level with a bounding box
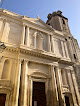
[0,57,80,106]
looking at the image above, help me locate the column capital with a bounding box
[33,31,37,37]
[18,59,23,64]
[0,17,4,21]
[0,56,3,62]
[71,70,75,74]
[3,18,10,23]
[24,59,29,62]
[47,33,52,36]
[66,69,71,73]
[22,23,26,26]
[55,66,59,69]
[26,25,30,28]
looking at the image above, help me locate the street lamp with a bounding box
[0,41,6,53]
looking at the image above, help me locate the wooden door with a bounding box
[0,94,6,106]
[65,96,70,106]
[32,82,46,106]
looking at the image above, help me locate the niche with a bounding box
[1,59,11,79]
[36,32,44,50]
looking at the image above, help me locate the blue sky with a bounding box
[1,0,80,47]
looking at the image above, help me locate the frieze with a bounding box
[4,46,74,65]
[5,46,20,53]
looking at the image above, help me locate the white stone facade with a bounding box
[0,9,80,106]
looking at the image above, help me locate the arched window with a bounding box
[1,59,11,79]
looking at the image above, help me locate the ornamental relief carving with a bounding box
[62,86,70,93]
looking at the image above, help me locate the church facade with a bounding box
[0,9,80,106]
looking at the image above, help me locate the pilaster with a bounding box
[67,70,78,106]
[55,66,64,106]
[71,70,80,106]
[20,24,25,45]
[40,37,43,50]
[1,19,10,42]
[25,26,29,46]
[7,59,12,80]
[51,35,54,53]
[48,34,51,52]
[64,42,69,58]
[0,57,5,79]
[20,60,29,106]
[12,59,22,106]
[0,18,4,40]
[33,32,37,48]
[61,41,66,58]
[67,38,74,61]
[51,65,59,106]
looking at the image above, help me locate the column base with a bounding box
[74,104,78,106]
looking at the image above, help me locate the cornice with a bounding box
[0,9,54,34]
[0,9,72,37]
[20,48,59,61]
[59,58,74,65]
[22,18,54,34]
[5,46,20,53]
[4,45,74,65]
[0,8,22,18]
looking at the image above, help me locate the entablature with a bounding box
[3,45,73,66]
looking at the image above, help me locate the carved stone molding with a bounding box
[0,79,13,94]
[62,85,70,94]
[5,46,20,53]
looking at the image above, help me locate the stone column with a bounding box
[25,26,29,46]
[1,19,10,42]
[67,38,74,61]
[20,60,28,106]
[30,79,33,106]
[8,60,12,80]
[51,66,59,106]
[67,70,78,106]
[33,32,37,48]
[64,42,69,58]
[61,41,66,58]
[20,24,25,45]
[71,70,80,106]
[0,57,5,79]
[12,59,22,106]
[56,67,63,87]
[51,35,54,53]
[48,34,51,52]
[55,66,64,106]
[0,18,4,40]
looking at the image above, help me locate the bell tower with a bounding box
[46,10,71,34]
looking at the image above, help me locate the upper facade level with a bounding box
[0,9,80,63]
[46,10,71,35]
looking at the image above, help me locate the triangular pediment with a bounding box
[22,16,54,30]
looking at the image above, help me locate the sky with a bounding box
[0,0,80,47]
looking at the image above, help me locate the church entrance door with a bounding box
[0,94,6,106]
[65,96,70,106]
[32,82,46,106]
